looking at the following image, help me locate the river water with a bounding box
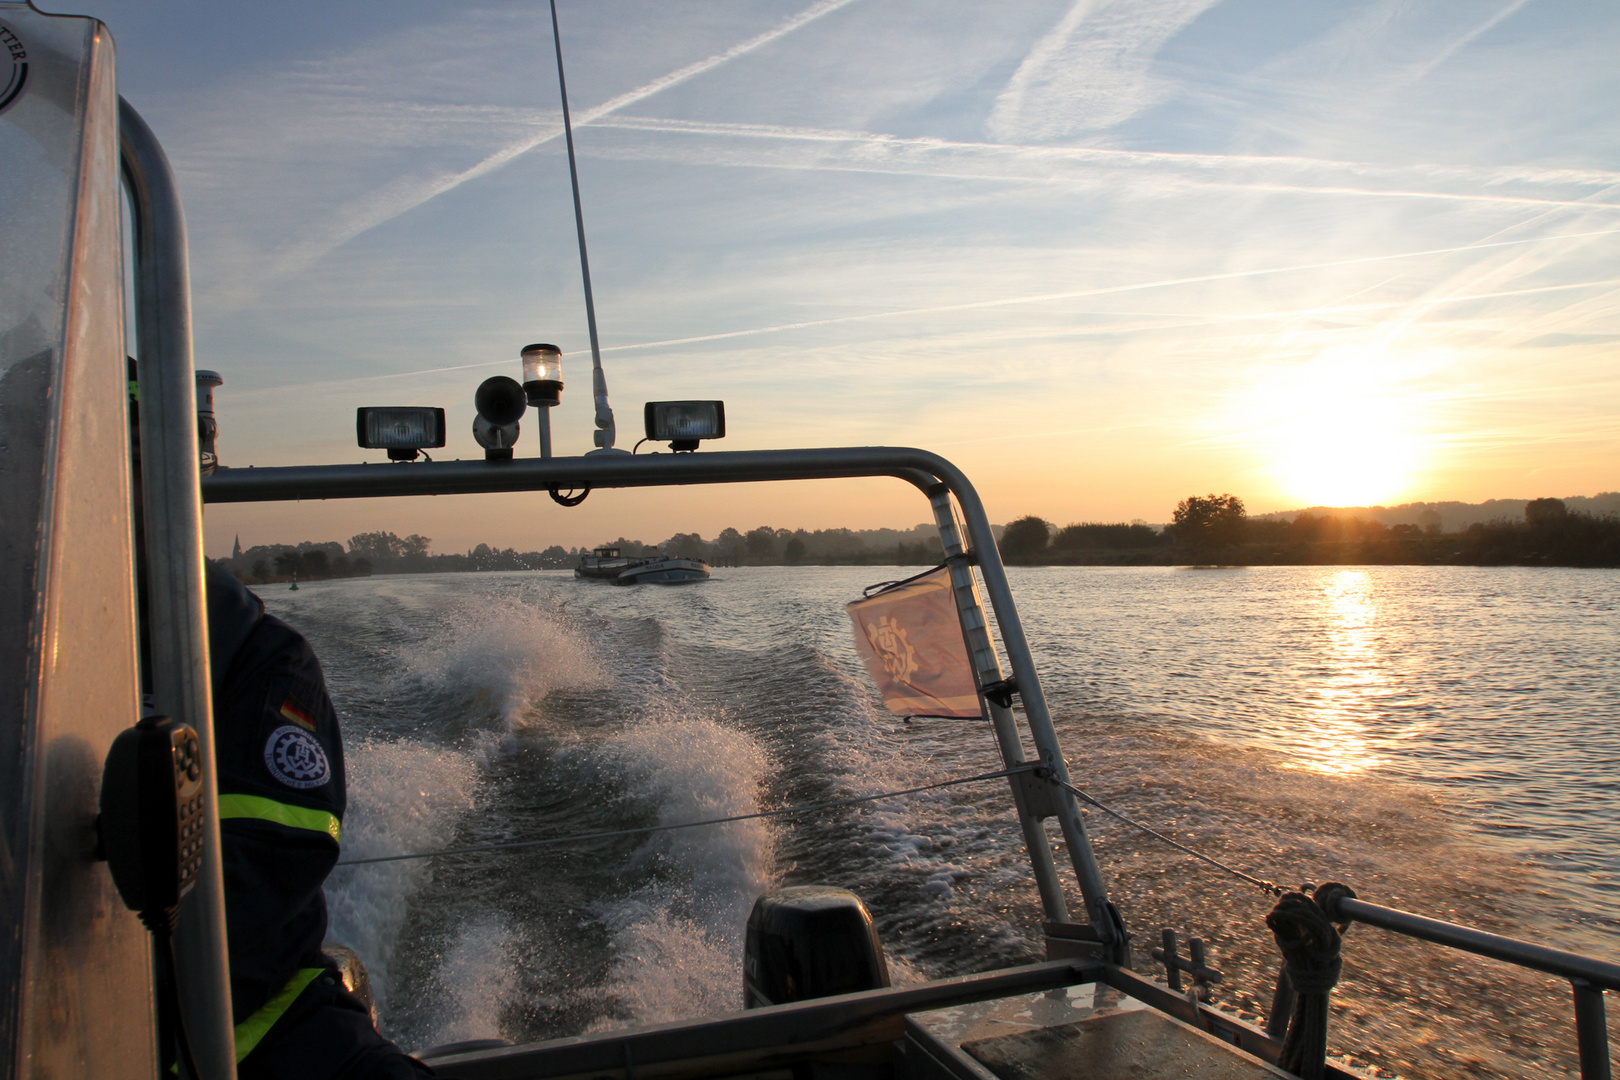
[267,565,1619,1078]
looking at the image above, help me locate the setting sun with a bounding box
[1249,345,1442,507]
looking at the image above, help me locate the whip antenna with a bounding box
[549,0,622,453]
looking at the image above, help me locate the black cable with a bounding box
[861,562,950,597]
[336,764,1034,867]
[632,438,650,454]
[549,485,590,507]
[153,922,203,1080]
[1051,775,1283,896]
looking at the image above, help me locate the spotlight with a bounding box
[473,376,527,460]
[356,406,446,462]
[644,401,725,452]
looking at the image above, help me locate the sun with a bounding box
[1248,345,1439,508]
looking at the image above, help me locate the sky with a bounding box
[59,0,1620,556]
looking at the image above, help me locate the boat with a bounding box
[615,554,710,584]
[575,547,712,584]
[3,6,1617,1080]
[574,546,641,580]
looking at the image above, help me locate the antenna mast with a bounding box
[549,0,622,453]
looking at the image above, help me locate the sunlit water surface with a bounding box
[265,565,1619,1078]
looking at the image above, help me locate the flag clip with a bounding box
[981,676,1019,709]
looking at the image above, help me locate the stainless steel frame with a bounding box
[1330,896,1617,1079]
[201,446,1124,950]
[2,8,157,1077]
[121,98,237,1077]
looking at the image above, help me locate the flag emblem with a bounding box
[847,567,981,719]
[279,698,316,731]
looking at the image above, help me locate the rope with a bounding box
[1267,883,1357,1080]
[335,765,1035,867]
[1050,775,1284,897]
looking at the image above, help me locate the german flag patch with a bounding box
[279,698,317,732]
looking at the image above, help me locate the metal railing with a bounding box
[121,96,237,1079]
[1327,895,1616,1080]
[201,445,1122,953]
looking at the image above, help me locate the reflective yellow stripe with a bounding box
[234,967,325,1062]
[218,793,341,843]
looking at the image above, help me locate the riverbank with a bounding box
[1014,519,1620,568]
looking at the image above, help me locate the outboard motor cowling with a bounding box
[744,886,890,1008]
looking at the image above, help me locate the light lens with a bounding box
[357,407,446,449]
[645,401,726,442]
[521,344,563,386]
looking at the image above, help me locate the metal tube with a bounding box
[1161,929,1182,991]
[1266,966,1294,1041]
[549,0,616,448]
[120,97,237,1078]
[204,447,961,502]
[1334,897,1620,991]
[536,406,553,460]
[1572,980,1611,1080]
[200,445,1120,935]
[938,475,1117,944]
[926,488,1069,922]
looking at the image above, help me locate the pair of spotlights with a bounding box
[357,344,560,462]
[355,344,725,460]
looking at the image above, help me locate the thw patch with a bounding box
[264,725,331,790]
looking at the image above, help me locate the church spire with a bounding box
[233,534,242,559]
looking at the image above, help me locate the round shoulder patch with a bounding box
[264,724,331,790]
[0,23,28,117]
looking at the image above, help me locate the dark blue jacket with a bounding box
[206,564,346,1024]
[206,566,436,1079]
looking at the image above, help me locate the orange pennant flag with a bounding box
[847,567,981,719]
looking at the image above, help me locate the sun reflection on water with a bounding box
[1298,570,1389,775]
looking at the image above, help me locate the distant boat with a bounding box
[574,547,710,585]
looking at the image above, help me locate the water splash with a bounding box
[324,737,481,1017]
[588,715,776,1025]
[398,592,608,731]
[412,914,519,1048]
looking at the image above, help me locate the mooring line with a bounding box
[335,764,1035,867]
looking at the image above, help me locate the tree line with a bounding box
[221,494,1620,584]
[220,524,952,583]
[998,495,1620,568]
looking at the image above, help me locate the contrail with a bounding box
[586,124,1620,211]
[594,115,1620,190]
[268,0,860,277]
[228,227,1620,400]
[594,228,1620,353]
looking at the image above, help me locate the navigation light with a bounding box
[522,343,563,405]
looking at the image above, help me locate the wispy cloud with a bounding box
[223,226,1620,400]
[578,114,1620,212]
[255,0,861,279]
[128,0,1618,541]
[988,0,1221,141]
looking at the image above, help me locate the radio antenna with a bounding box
[549,0,621,453]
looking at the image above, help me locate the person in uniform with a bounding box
[206,563,440,1079]
[130,358,440,1077]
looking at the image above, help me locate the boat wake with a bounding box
[270,568,1614,1078]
